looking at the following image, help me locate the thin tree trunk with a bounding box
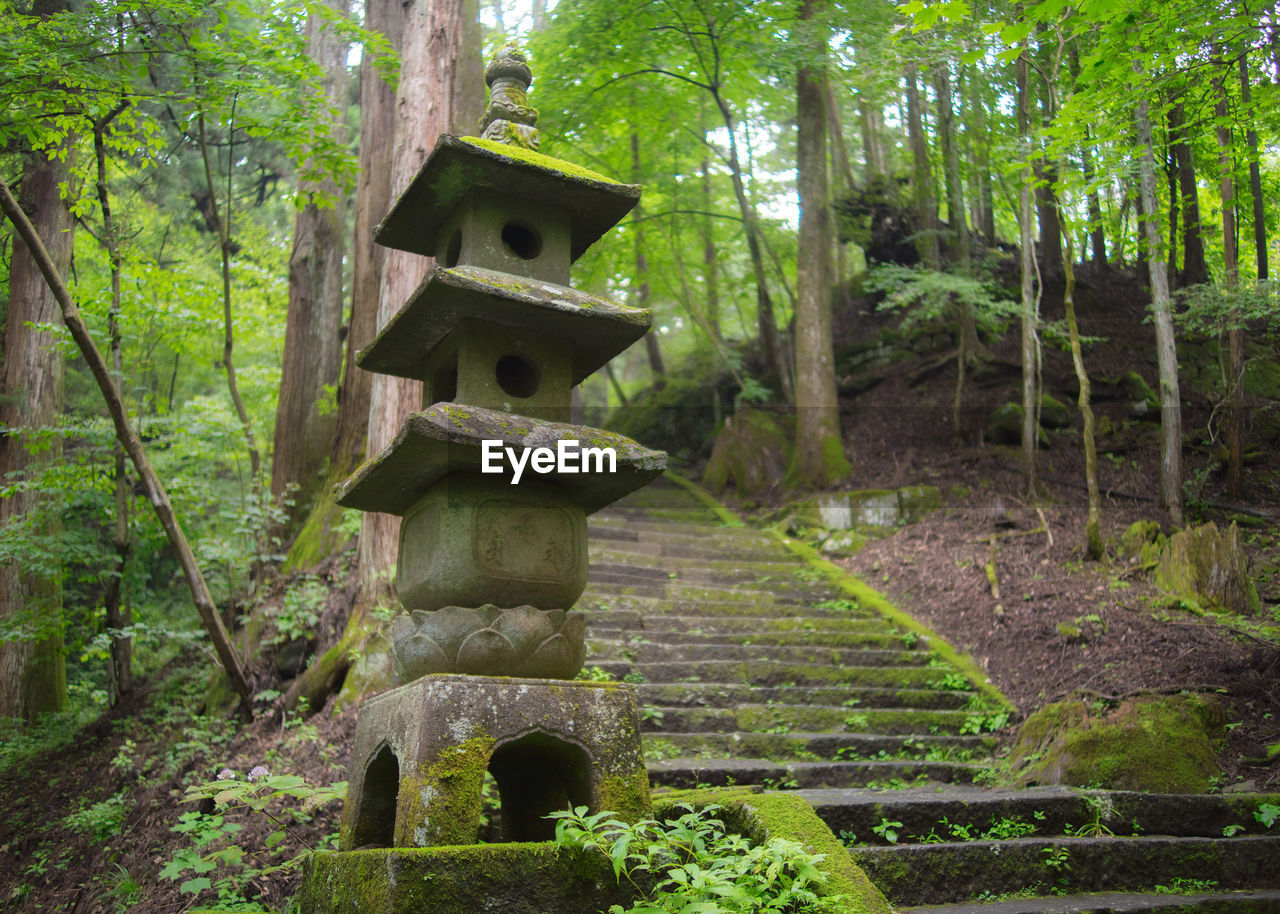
[93,115,134,703]
[1240,50,1267,280]
[272,0,351,521]
[790,0,848,487]
[1034,52,1062,278]
[904,64,941,270]
[859,93,887,180]
[357,0,482,600]
[1169,103,1210,286]
[1017,52,1039,498]
[1081,128,1107,267]
[701,148,721,342]
[0,150,69,720]
[964,63,996,247]
[0,175,255,721]
[630,125,664,387]
[1134,78,1183,523]
[1062,223,1102,558]
[1215,85,1243,497]
[934,62,969,274]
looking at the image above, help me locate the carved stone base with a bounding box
[339,675,651,851]
[392,604,586,680]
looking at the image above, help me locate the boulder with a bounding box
[702,409,792,495]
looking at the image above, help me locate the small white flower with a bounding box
[217,768,236,780]
[248,765,270,782]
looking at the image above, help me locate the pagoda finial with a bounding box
[479,44,540,150]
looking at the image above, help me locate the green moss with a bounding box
[598,771,653,823]
[1008,695,1224,793]
[401,736,497,847]
[460,136,625,186]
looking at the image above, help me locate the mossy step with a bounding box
[636,683,976,710]
[603,505,719,522]
[899,890,1280,914]
[586,659,952,687]
[586,613,899,635]
[647,757,986,789]
[598,628,915,648]
[640,704,974,735]
[588,540,798,568]
[643,730,989,761]
[589,564,826,591]
[590,516,766,539]
[586,580,838,605]
[587,539,795,562]
[579,593,880,619]
[798,787,1280,845]
[588,640,924,665]
[848,835,1280,906]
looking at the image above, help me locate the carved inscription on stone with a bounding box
[473,500,579,583]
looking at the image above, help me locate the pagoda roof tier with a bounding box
[357,264,651,384]
[336,403,667,516]
[374,135,640,261]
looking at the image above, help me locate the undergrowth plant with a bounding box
[550,803,851,913]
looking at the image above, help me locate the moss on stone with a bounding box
[598,771,653,823]
[1152,521,1261,615]
[401,736,497,847]
[460,136,625,186]
[1007,695,1224,793]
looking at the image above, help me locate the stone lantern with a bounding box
[320,46,666,867]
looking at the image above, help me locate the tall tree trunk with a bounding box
[904,64,940,270]
[1061,222,1103,559]
[859,93,887,181]
[1135,79,1183,523]
[629,125,665,387]
[93,115,134,704]
[0,148,69,720]
[963,64,996,248]
[1215,84,1243,497]
[1017,51,1040,497]
[0,175,255,721]
[701,147,721,343]
[1240,50,1267,280]
[272,0,351,522]
[1081,128,1107,267]
[1169,103,1209,286]
[1034,51,1062,278]
[357,0,483,600]
[934,63,969,274]
[790,0,848,487]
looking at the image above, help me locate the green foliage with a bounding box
[870,818,904,844]
[1256,803,1280,829]
[551,803,851,913]
[273,575,328,644]
[866,265,1018,336]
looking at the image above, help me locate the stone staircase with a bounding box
[580,477,1280,913]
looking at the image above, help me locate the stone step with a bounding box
[900,891,1280,914]
[579,594,879,620]
[642,731,989,761]
[588,564,820,590]
[795,786,1280,843]
[588,544,799,571]
[589,516,768,540]
[585,659,950,688]
[646,757,985,789]
[591,626,909,649]
[585,580,831,605]
[848,836,1280,907]
[586,613,896,635]
[641,704,975,735]
[587,639,925,665]
[635,682,975,710]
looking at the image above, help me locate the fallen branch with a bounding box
[0,173,254,722]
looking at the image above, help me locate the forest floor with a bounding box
[717,261,1280,791]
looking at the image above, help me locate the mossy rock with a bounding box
[1152,521,1261,615]
[1243,358,1280,401]
[1116,519,1161,560]
[819,530,867,557]
[703,409,793,494]
[1007,694,1225,793]
[898,485,941,522]
[984,401,1055,445]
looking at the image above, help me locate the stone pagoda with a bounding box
[307,46,666,895]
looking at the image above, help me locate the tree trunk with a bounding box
[1034,57,1062,278]
[1081,129,1107,267]
[963,64,996,248]
[1240,50,1266,280]
[0,175,255,721]
[904,64,940,270]
[1169,103,1209,286]
[272,0,351,522]
[1215,86,1243,497]
[1017,52,1040,497]
[1061,224,1103,559]
[0,148,69,720]
[934,62,969,274]
[701,148,721,342]
[630,126,664,387]
[859,93,887,181]
[789,0,848,488]
[357,0,483,600]
[1134,79,1183,523]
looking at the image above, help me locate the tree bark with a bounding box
[963,64,996,248]
[357,0,483,600]
[272,0,351,521]
[1239,50,1266,280]
[1034,51,1062,278]
[0,149,69,720]
[1214,85,1243,497]
[789,0,848,487]
[1134,78,1183,523]
[1061,226,1103,558]
[629,126,664,386]
[0,175,255,721]
[1017,52,1040,497]
[904,64,940,270]
[1169,103,1209,286]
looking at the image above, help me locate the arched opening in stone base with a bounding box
[487,732,591,842]
[349,743,399,849]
